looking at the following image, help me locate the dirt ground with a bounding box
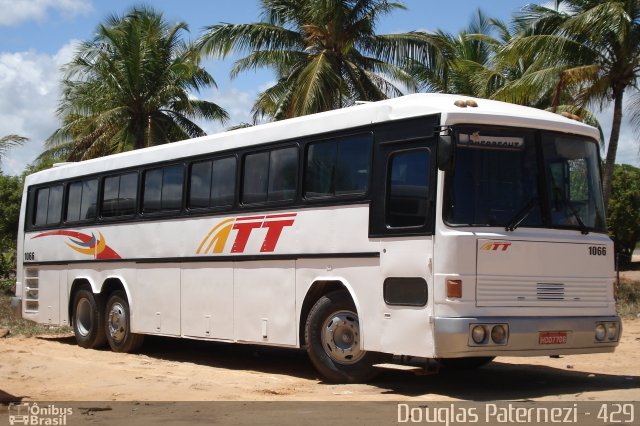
[0,318,638,403]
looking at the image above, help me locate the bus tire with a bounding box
[104,290,144,353]
[305,290,379,383]
[438,356,495,370]
[72,289,107,349]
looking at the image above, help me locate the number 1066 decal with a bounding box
[588,246,606,256]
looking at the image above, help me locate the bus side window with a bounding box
[35,184,63,227]
[304,134,372,199]
[143,165,184,213]
[336,136,371,196]
[242,147,297,204]
[242,152,269,204]
[387,150,430,228]
[211,157,236,207]
[34,187,50,226]
[102,172,138,218]
[66,179,98,222]
[47,185,63,225]
[189,157,236,209]
[268,147,297,202]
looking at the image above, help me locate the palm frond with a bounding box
[198,23,303,57]
[52,6,228,160]
[0,135,28,160]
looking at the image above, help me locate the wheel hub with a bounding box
[321,310,365,365]
[108,302,127,343]
[76,298,92,337]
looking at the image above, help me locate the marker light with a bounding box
[447,279,462,298]
[471,325,486,344]
[595,324,606,341]
[560,111,583,122]
[453,99,479,108]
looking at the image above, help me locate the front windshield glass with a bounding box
[542,133,606,230]
[444,126,606,233]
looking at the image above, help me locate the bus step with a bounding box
[373,362,439,376]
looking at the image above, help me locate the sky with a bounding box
[0,0,638,175]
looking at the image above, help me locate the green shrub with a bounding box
[616,280,640,317]
[0,278,14,295]
[608,165,640,267]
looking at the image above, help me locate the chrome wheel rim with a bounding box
[76,298,92,337]
[321,310,365,364]
[108,302,127,343]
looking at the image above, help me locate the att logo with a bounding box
[197,213,297,255]
[480,241,512,252]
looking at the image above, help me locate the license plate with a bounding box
[539,331,568,345]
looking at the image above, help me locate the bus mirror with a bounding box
[438,135,455,172]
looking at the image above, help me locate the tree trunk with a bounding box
[602,91,624,208]
[132,116,146,150]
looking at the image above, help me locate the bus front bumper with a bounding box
[433,315,621,358]
[10,297,22,319]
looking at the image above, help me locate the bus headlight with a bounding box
[595,324,606,341]
[471,325,486,344]
[491,325,508,344]
[607,323,618,341]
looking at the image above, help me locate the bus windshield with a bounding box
[444,126,606,232]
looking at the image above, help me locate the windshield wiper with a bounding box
[552,187,589,235]
[505,197,538,232]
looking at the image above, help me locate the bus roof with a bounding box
[26,93,600,185]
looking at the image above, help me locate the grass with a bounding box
[616,278,640,317]
[1,279,72,337]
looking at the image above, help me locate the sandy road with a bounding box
[0,318,638,403]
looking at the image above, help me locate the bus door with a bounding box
[369,134,437,357]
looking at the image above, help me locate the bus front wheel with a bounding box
[72,288,106,349]
[305,290,379,383]
[104,291,144,353]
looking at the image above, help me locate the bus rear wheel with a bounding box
[104,290,144,353]
[72,288,106,349]
[305,290,379,383]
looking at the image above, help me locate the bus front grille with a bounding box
[476,276,608,307]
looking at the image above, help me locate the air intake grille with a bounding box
[476,276,607,307]
[24,268,39,312]
[536,282,566,300]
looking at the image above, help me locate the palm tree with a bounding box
[0,134,28,164]
[406,10,516,98]
[49,6,229,161]
[493,0,640,206]
[198,0,421,121]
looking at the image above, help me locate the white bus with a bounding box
[11,93,620,383]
